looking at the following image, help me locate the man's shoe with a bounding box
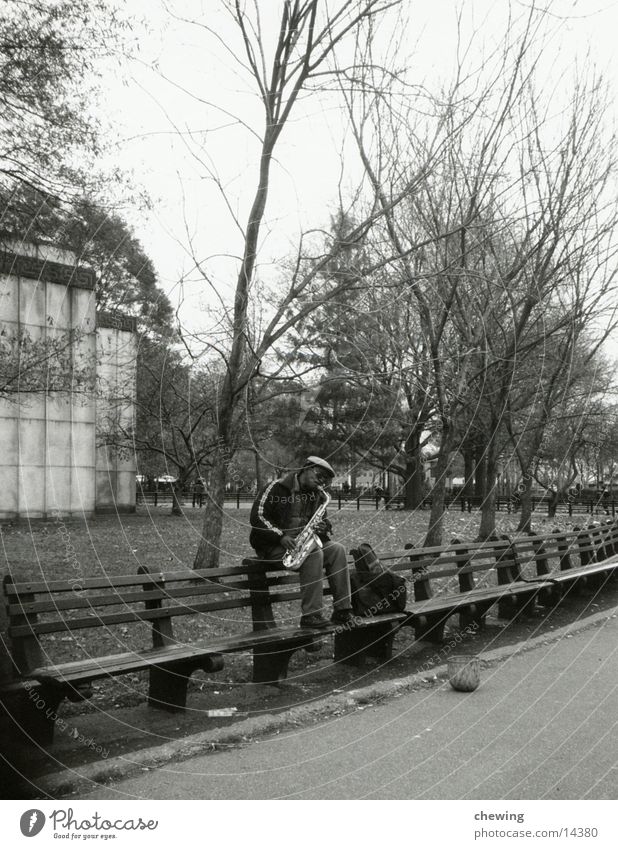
[331,609,355,625]
[299,613,330,629]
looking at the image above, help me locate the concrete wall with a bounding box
[0,243,97,519]
[0,243,137,519]
[95,313,138,513]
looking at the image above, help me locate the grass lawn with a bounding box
[0,501,596,577]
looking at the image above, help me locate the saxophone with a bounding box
[282,488,331,571]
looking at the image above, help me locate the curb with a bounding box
[37,605,617,798]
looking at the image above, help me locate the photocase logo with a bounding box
[20,810,46,837]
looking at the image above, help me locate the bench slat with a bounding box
[549,560,618,580]
[6,580,252,617]
[408,580,555,615]
[4,563,269,596]
[387,552,508,573]
[379,539,511,559]
[29,614,409,685]
[8,571,305,618]
[28,628,314,684]
[8,595,256,637]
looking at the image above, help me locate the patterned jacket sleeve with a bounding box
[250,481,284,549]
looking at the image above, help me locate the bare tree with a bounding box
[471,70,618,538]
[343,2,618,545]
[342,5,549,544]
[97,338,220,515]
[174,0,459,569]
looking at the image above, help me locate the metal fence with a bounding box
[136,488,617,515]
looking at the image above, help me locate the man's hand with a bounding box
[280,535,297,552]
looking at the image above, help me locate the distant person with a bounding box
[192,478,205,508]
[249,456,353,628]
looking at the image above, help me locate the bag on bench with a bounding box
[350,543,407,617]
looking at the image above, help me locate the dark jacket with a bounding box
[249,471,332,554]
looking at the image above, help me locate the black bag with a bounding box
[350,543,407,617]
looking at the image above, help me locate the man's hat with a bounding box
[303,456,335,478]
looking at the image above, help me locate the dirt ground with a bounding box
[1,505,616,795]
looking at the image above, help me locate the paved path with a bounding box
[78,613,618,800]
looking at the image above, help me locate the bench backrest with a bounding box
[3,562,306,676]
[365,536,520,600]
[5,519,616,676]
[509,521,618,574]
[360,520,618,599]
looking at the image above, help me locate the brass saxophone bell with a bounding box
[282,488,330,571]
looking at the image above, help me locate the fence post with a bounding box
[154,491,158,507]
[236,492,240,509]
[357,496,360,511]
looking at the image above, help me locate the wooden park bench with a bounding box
[361,536,556,644]
[366,519,618,644]
[0,560,406,745]
[2,520,616,747]
[510,520,618,599]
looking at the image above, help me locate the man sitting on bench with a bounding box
[249,456,353,628]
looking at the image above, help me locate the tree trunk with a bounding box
[403,459,425,509]
[477,448,498,540]
[461,448,474,497]
[403,431,425,509]
[193,447,228,569]
[171,484,183,516]
[516,475,534,533]
[191,133,272,567]
[423,426,453,547]
[474,446,487,499]
[254,450,265,493]
[171,468,190,516]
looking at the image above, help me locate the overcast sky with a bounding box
[100,0,618,330]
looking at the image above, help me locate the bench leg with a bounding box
[334,622,398,666]
[148,655,224,711]
[149,663,191,711]
[587,571,618,592]
[459,602,493,632]
[413,613,447,644]
[252,643,299,684]
[556,576,591,599]
[497,591,537,620]
[537,584,563,608]
[557,570,616,601]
